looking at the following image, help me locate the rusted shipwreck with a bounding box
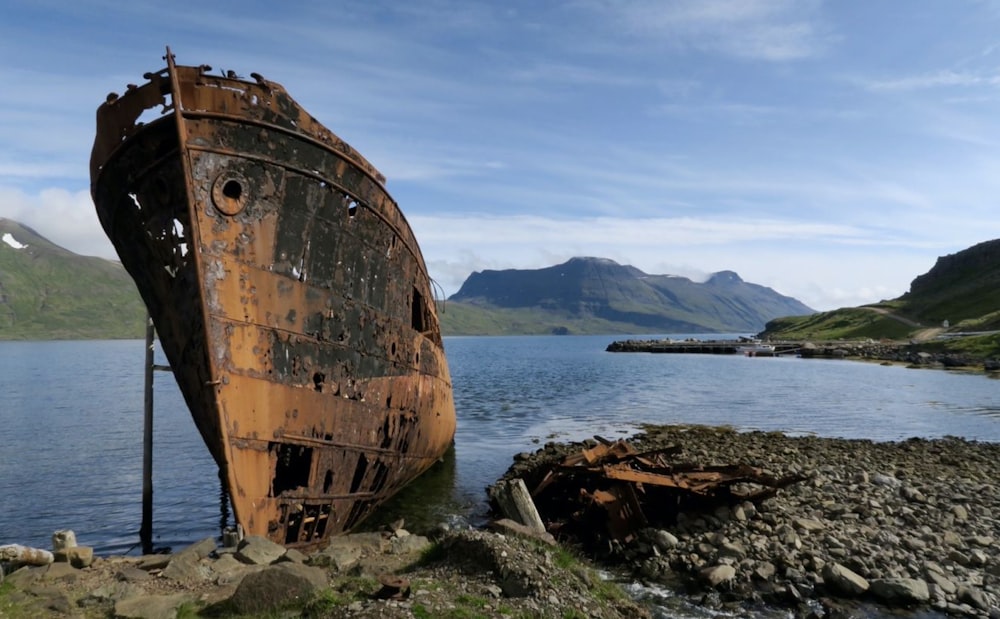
[89,50,456,548]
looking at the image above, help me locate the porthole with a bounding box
[212,172,249,216]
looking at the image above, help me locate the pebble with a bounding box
[509,426,1000,615]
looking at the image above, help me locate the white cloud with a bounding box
[586,0,829,61]
[408,213,953,311]
[0,186,114,259]
[863,70,1000,92]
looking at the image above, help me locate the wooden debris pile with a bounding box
[519,438,807,547]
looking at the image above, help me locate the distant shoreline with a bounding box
[606,336,1000,376]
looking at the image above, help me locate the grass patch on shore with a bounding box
[549,545,626,605]
[0,582,20,619]
[917,333,1000,358]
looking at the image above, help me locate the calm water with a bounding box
[1,335,999,556]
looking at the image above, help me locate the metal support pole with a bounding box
[141,316,155,554]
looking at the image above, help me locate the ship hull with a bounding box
[90,53,456,547]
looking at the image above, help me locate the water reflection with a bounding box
[359,444,467,533]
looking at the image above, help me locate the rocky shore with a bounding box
[4,426,998,618]
[606,337,1000,372]
[0,520,648,618]
[497,425,1000,618]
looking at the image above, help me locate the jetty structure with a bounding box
[607,338,798,357]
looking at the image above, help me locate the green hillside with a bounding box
[0,219,145,340]
[758,239,1000,358]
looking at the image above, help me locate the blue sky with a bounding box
[2,0,1000,311]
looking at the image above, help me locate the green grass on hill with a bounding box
[0,234,146,340]
[758,307,915,341]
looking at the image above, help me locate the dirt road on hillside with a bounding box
[861,306,943,341]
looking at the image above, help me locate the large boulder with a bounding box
[699,564,736,588]
[822,563,869,596]
[235,535,286,566]
[227,562,328,614]
[114,593,193,619]
[869,578,930,606]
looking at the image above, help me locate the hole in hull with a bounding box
[270,443,313,496]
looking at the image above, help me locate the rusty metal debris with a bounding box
[374,574,411,600]
[522,439,807,546]
[89,49,456,548]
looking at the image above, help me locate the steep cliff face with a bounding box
[759,238,1000,342]
[449,257,813,333]
[902,239,1000,324]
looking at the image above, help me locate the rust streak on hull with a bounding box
[90,50,456,548]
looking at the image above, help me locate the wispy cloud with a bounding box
[579,0,830,61]
[410,212,951,310]
[4,0,1000,314]
[863,70,1000,92]
[0,186,112,259]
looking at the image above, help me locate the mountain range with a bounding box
[441,257,813,335]
[12,217,998,345]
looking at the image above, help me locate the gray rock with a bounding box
[391,533,432,555]
[114,593,192,619]
[776,525,802,549]
[235,535,286,566]
[822,562,869,596]
[793,517,826,532]
[79,581,141,606]
[28,589,72,615]
[180,537,217,560]
[649,529,679,550]
[952,505,969,521]
[717,541,746,561]
[228,562,328,614]
[969,535,994,547]
[39,562,79,582]
[902,536,926,551]
[968,549,988,567]
[753,561,776,581]
[210,553,252,586]
[136,554,171,571]
[5,566,41,589]
[699,564,736,588]
[957,585,990,611]
[161,552,208,583]
[325,531,386,554]
[948,549,971,567]
[872,473,901,488]
[869,578,930,606]
[312,544,362,572]
[279,547,309,564]
[924,569,957,595]
[115,566,152,582]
